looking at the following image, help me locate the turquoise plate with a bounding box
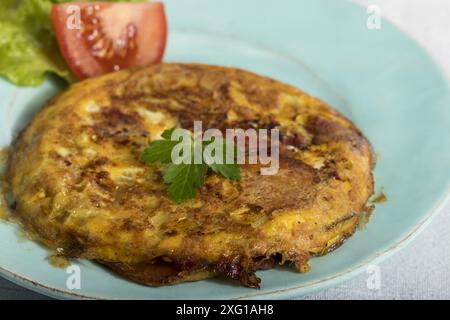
[1,0,449,299]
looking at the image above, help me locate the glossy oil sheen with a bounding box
[0,0,449,299]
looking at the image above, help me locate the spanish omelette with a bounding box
[5,63,375,288]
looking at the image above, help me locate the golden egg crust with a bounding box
[6,64,375,287]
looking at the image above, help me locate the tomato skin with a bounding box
[51,2,167,79]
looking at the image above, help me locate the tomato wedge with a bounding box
[51,2,167,79]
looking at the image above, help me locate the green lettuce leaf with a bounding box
[0,0,73,86]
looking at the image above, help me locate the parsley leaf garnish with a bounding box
[141,128,241,203]
[203,139,241,181]
[140,139,180,164]
[164,163,209,203]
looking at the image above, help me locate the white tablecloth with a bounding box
[1,0,449,300]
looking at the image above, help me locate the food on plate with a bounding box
[52,1,167,79]
[5,63,375,287]
[0,0,72,86]
[0,0,167,86]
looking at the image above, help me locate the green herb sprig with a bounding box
[141,128,241,204]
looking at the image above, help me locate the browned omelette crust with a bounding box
[6,64,375,288]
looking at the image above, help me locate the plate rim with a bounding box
[1,0,450,299]
[1,188,448,300]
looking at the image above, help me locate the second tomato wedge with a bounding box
[51,2,167,79]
